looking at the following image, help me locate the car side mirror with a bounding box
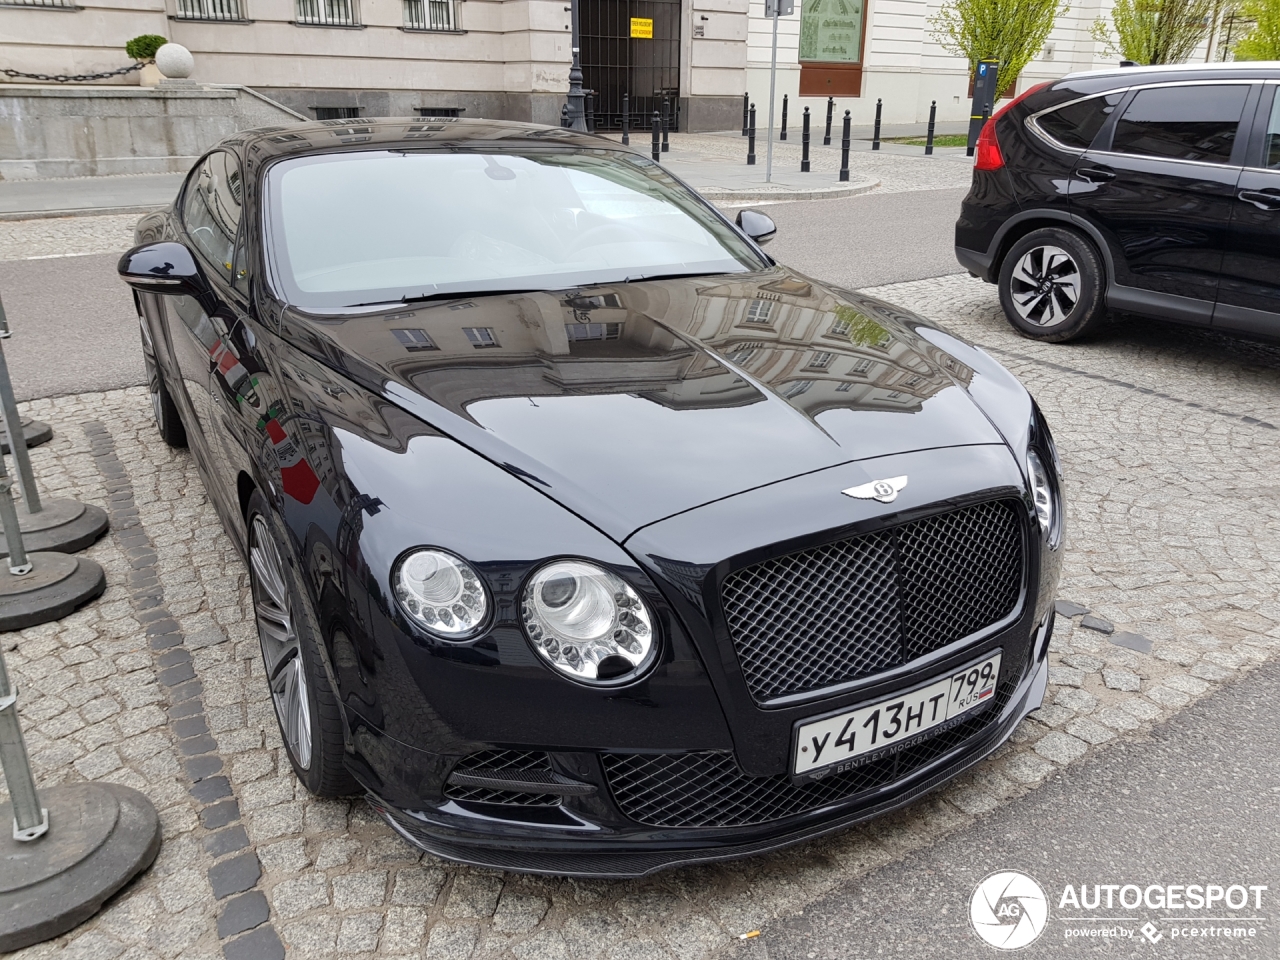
[118,242,212,302]
[735,209,776,245]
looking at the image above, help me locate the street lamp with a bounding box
[565,0,587,132]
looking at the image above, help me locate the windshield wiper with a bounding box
[345,288,539,309]
[620,271,725,283]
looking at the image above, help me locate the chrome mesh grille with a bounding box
[603,672,1020,828]
[721,499,1023,702]
[443,750,561,807]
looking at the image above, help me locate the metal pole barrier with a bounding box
[801,106,811,172]
[0,644,46,841]
[925,100,937,155]
[872,97,882,151]
[839,110,851,182]
[0,294,40,516]
[824,96,833,146]
[661,97,670,152]
[622,93,630,145]
[0,454,44,841]
[765,0,779,183]
[651,111,660,162]
[742,92,749,136]
[747,104,757,166]
[780,94,788,141]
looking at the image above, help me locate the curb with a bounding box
[699,178,880,204]
[0,204,164,222]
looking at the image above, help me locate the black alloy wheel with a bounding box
[998,227,1106,343]
[138,313,187,448]
[246,490,357,798]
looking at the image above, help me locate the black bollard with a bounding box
[801,106,811,172]
[780,94,788,141]
[872,98,882,151]
[747,103,757,165]
[622,93,630,145]
[824,96,834,146]
[742,92,749,136]
[925,100,937,155]
[586,92,595,133]
[651,111,660,161]
[662,97,670,152]
[839,110,851,182]
[561,103,569,128]
[968,106,990,157]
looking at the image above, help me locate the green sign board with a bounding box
[799,0,865,64]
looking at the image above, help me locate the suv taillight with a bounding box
[973,80,1053,173]
[974,120,1003,171]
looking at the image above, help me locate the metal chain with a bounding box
[1,61,144,84]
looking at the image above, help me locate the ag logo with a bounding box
[970,871,1049,950]
[841,475,908,504]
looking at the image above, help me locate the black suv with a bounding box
[956,63,1280,342]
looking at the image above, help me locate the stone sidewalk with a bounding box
[3,273,1278,960]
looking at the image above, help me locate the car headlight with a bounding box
[521,560,657,684]
[393,548,488,639]
[1026,449,1056,540]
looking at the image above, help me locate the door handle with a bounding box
[1237,189,1280,211]
[1075,166,1116,183]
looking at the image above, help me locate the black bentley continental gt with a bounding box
[119,119,1063,876]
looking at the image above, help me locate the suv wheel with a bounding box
[247,490,358,798]
[998,227,1106,342]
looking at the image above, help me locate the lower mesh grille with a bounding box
[444,750,562,807]
[721,499,1024,702]
[603,671,1021,828]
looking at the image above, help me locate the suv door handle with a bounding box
[1237,189,1280,211]
[1075,166,1116,183]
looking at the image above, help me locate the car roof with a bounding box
[1062,61,1280,84]
[228,117,622,165]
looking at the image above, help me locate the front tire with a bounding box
[139,314,187,448]
[246,490,357,798]
[998,227,1106,343]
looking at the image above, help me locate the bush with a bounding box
[1235,0,1280,59]
[1091,0,1214,64]
[930,0,1068,100]
[125,35,168,62]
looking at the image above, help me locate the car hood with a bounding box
[282,268,1008,540]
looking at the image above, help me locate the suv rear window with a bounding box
[1036,93,1123,149]
[1111,84,1249,164]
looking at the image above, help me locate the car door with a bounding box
[1214,83,1280,337]
[163,149,246,514]
[1069,80,1257,324]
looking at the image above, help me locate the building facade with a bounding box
[1,0,1225,132]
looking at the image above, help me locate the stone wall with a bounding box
[0,84,305,181]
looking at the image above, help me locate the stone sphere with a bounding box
[155,43,194,79]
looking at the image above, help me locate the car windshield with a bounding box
[264,148,766,309]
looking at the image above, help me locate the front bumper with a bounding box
[362,614,1053,878]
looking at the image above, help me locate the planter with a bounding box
[139,63,162,87]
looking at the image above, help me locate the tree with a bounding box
[1091,0,1215,64]
[930,0,1069,99]
[1234,0,1280,59]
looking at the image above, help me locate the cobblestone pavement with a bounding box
[2,274,1278,960]
[0,215,139,262]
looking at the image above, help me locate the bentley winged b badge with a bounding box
[841,476,908,504]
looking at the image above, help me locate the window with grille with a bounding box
[806,351,834,370]
[848,357,873,374]
[725,342,761,365]
[296,0,358,27]
[313,107,361,120]
[464,327,499,348]
[744,299,775,324]
[4,0,77,7]
[404,0,458,30]
[392,329,437,351]
[835,381,853,392]
[566,322,622,341]
[175,0,244,20]
[781,380,812,398]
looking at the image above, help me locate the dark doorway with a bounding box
[580,0,681,133]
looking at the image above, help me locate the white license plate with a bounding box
[792,651,1002,777]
